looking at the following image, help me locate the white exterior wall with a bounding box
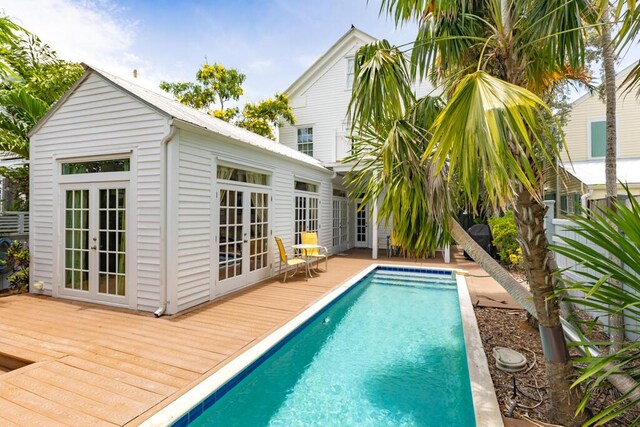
[170,127,333,313]
[279,43,362,164]
[29,72,167,311]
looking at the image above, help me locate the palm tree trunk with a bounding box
[512,187,587,426]
[448,219,534,313]
[449,216,640,410]
[601,6,625,351]
[450,210,585,426]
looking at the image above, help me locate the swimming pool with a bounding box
[143,265,501,427]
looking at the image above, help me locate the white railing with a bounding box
[0,211,29,235]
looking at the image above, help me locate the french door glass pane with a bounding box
[357,204,367,243]
[98,188,126,296]
[219,189,243,281]
[64,190,89,291]
[250,192,268,272]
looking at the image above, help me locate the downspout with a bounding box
[155,121,176,317]
[581,188,593,215]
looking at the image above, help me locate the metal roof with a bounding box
[87,66,328,172]
[563,158,640,186]
[32,64,329,172]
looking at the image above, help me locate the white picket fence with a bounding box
[0,211,29,236]
[546,208,640,340]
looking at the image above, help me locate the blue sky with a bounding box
[2,0,418,102]
[2,0,640,104]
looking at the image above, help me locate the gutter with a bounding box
[155,121,176,317]
[580,189,593,214]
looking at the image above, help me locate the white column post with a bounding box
[372,197,379,260]
[443,244,451,264]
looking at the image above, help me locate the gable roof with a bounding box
[570,60,640,109]
[30,64,329,172]
[285,26,377,97]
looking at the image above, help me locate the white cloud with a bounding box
[1,0,166,93]
[248,59,274,73]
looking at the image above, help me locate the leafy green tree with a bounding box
[236,93,295,140]
[347,1,602,424]
[0,16,23,78]
[163,65,295,140]
[0,164,28,211]
[0,20,83,158]
[160,63,245,112]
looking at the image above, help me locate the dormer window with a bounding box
[346,57,355,89]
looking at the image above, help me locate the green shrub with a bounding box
[488,211,522,266]
[4,240,29,292]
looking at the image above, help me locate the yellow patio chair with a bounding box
[388,231,403,257]
[301,231,329,272]
[274,236,307,282]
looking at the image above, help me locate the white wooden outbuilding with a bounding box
[29,65,334,315]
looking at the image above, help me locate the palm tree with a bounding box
[599,4,625,350]
[348,1,593,424]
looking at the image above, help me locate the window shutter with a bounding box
[590,121,606,158]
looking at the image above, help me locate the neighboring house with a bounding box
[29,65,334,315]
[279,26,441,259]
[554,62,640,215]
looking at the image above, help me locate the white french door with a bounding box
[60,182,129,304]
[332,197,349,252]
[355,199,369,248]
[217,185,270,295]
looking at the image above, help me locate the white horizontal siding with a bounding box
[30,72,167,312]
[175,136,212,312]
[280,35,435,166]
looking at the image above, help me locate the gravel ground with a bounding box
[475,305,639,426]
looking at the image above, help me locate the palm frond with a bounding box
[349,40,415,129]
[427,71,555,210]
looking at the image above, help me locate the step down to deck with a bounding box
[0,352,33,375]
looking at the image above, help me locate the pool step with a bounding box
[373,272,456,285]
[374,269,454,280]
[370,277,457,290]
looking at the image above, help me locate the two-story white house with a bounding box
[555,62,640,215]
[279,27,446,260]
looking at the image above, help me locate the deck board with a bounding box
[0,249,510,426]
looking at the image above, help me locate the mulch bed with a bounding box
[475,306,638,426]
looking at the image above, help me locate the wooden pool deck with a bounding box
[0,249,518,426]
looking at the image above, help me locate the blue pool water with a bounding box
[186,267,475,426]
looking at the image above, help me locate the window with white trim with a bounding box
[346,57,355,89]
[589,120,606,158]
[297,127,313,157]
[294,180,319,245]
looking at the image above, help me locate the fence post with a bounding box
[543,200,555,244]
[18,212,24,234]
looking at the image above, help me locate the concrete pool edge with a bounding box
[456,273,504,426]
[141,264,502,427]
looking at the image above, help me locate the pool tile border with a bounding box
[141,264,501,427]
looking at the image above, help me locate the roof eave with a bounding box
[171,119,332,174]
[285,27,377,97]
